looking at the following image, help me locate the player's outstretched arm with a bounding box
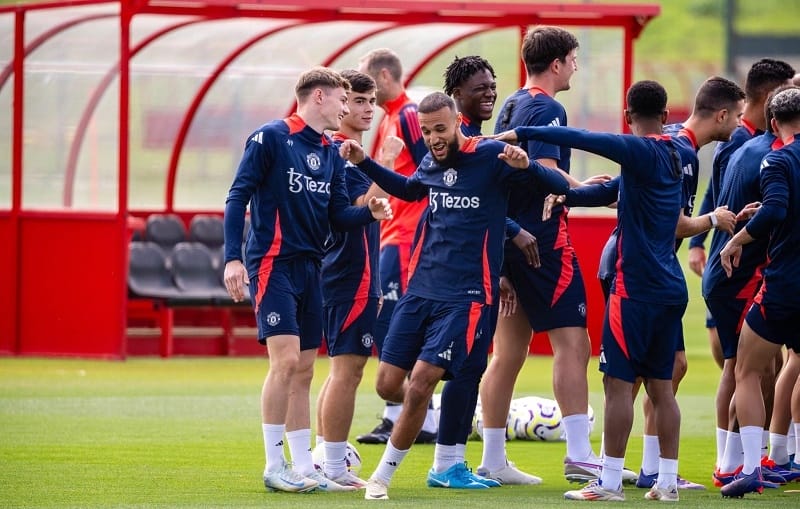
[340,139,424,201]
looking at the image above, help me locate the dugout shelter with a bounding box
[0,0,659,358]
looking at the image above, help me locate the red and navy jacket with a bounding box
[224,114,375,279]
[320,133,381,306]
[703,132,779,300]
[690,121,762,249]
[494,87,572,263]
[516,125,688,305]
[747,134,800,306]
[356,137,569,305]
[371,92,429,249]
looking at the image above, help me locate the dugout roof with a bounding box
[0,0,658,357]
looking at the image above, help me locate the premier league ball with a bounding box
[512,396,564,441]
[311,441,363,474]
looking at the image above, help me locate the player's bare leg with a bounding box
[767,350,800,471]
[261,335,319,493]
[477,310,542,484]
[643,377,681,500]
[365,360,443,499]
[637,351,702,489]
[721,322,784,497]
[319,353,369,486]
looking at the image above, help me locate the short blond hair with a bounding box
[295,67,350,102]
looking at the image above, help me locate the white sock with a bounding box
[422,406,438,434]
[720,431,742,472]
[769,433,789,465]
[600,431,606,457]
[324,440,348,479]
[563,413,593,461]
[263,423,286,473]
[788,422,797,457]
[433,443,458,473]
[455,443,466,464]
[793,422,800,459]
[286,428,314,476]
[600,455,624,491]
[641,435,660,475]
[761,429,769,459]
[715,427,728,469]
[480,428,508,471]
[316,435,325,448]
[740,426,762,475]
[656,457,678,489]
[372,439,409,484]
[383,404,402,423]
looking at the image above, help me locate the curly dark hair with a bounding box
[443,55,496,96]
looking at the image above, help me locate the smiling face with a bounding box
[342,89,376,133]
[555,48,578,92]
[418,105,460,165]
[319,86,350,131]
[454,68,497,123]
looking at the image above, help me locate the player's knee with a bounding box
[404,380,435,410]
[672,355,688,382]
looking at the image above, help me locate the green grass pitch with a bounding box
[3,199,798,507]
[2,349,799,508]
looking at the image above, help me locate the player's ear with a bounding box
[717,108,728,124]
[661,110,669,124]
[623,109,632,126]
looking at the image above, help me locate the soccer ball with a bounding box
[311,441,362,475]
[513,396,564,441]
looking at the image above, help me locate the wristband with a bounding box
[708,212,718,229]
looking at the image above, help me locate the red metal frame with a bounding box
[164,20,302,211]
[0,0,658,358]
[64,18,204,207]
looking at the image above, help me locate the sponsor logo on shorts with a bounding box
[361,333,374,348]
[266,312,281,327]
[578,302,587,317]
[598,347,607,366]
[437,341,453,361]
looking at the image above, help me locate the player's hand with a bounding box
[511,228,540,268]
[542,194,566,221]
[339,139,366,164]
[736,201,761,221]
[497,143,529,168]
[581,174,613,186]
[377,135,405,168]
[499,276,518,317]
[713,206,736,235]
[687,246,706,277]
[368,196,393,221]
[720,239,742,278]
[223,260,249,303]
[490,129,519,144]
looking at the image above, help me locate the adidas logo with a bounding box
[437,348,452,361]
[274,440,284,447]
[251,132,263,144]
[548,117,561,127]
[386,461,397,466]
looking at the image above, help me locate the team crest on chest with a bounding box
[443,168,458,187]
[306,152,321,172]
